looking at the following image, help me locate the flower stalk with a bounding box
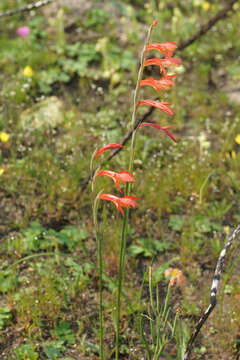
[115,22,159,360]
[92,18,181,360]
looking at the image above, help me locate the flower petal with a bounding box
[96,170,116,179]
[164,268,184,287]
[139,77,161,92]
[235,134,240,145]
[139,76,175,92]
[99,193,119,202]
[96,170,135,192]
[118,197,139,209]
[95,143,123,158]
[140,122,177,142]
[161,57,182,67]
[99,193,139,215]
[144,57,181,73]
[116,171,135,183]
[145,42,177,57]
[137,100,174,116]
[96,170,120,191]
[0,132,9,143]
[152,19,159,27]
[16,26,30,38]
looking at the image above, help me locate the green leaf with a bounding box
[169,215,185,231]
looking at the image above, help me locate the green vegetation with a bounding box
[0,0,240,359]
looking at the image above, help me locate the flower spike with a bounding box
[95,143,123,158]
[140,123,177,142]
[137,100,174,116]
[99,193,139,215]
[96,170,135,192]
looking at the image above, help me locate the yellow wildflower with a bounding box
[0,169,4,176]
[0,131,9,143]
[202,1,211,11]
[23,65,34,77]
[224,226,230,235]
[235,134,240,145]
[231,150,236,159]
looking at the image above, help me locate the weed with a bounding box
[0,306,12,330]
[14,343,39,360]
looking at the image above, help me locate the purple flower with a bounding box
[16,26,30,38]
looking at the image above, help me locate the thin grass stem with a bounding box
[96,230,104,360]
[93,191,104,360]
[115,208,129,360]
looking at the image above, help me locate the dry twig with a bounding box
[0,0,53,18]
[183,225,240,360]
[177,0,238,51]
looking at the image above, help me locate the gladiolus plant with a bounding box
[92,19,181,360]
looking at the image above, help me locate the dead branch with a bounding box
[177,0,238,51]
[183,224,240,360]
[0,0,53,18]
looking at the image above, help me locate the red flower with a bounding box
[139,76,175,92]
[95,143,123,158]
[140,123,177,142]
[145,42,177,57]
[96,170,135,192]
[152,19,159,28]
[137,100,173,116]
[99,193,139,215]
[144,57,181,74]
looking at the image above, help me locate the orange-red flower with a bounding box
[95,143,123,158]
[137,100,173,116]
[164,268,184,287]
[140,123,177,142]
[139,76,175,92]
[99,193,139,215]
[152,19,159,28]
[96,170,135,192]
[144,57,181,74]
[145,42,177,57]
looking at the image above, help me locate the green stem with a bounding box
[93,191,104,360]
[115,208,129,360]
[97,230,104,360]
[199,170,214,204]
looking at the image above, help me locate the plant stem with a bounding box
[115,208,129,360]
[97,230,104,360]
[93,191,104,360]
[115,21,157,360]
